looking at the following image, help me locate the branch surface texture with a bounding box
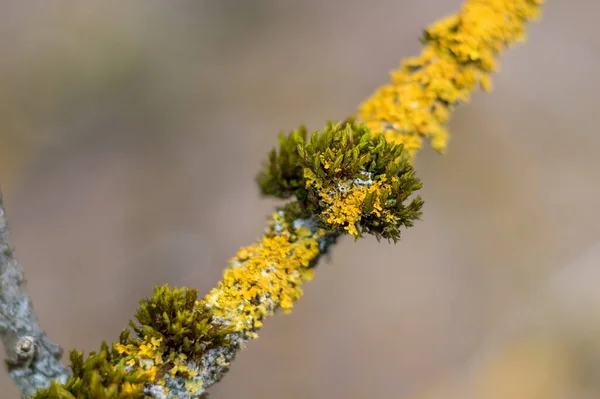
[1,0,544,398]
[0,192,71,397]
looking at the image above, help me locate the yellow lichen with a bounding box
[316,177,399,237]
[168,363,197,378]
[202,212,322,335]
[358,0,543,159]
[113,336,197,385]
[114,336,163,364]
[120,382,142,396]
[184,379,204,394]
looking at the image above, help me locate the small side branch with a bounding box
[0,189,70,398]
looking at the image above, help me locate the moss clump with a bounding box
[34,285,235,399]
[256,127,307,199]
[125,285,234,362]
[257,120,423,241]
[33,343,150,399]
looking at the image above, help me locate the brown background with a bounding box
[1,1,599,398]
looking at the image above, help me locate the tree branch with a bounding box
[13,0,544,397]
[0,189,71,398]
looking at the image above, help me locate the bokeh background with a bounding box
[1,1,599,398]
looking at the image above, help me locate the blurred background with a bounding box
[1,1,599,398]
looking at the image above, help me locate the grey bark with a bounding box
[0,189,71,398]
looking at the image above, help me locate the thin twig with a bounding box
[0,188,71,398]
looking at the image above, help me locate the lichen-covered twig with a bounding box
[359,0,543,157]
[19,0,544,398]
[33,123,424,399]
[0,190,71,398]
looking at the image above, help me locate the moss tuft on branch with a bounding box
[258,120,423,241]
[127,285,234,363]
[34,343,150,399]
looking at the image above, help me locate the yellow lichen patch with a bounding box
[202,212,322,335]
[317,177,399,237]
[184,379,204,394]
[358,0,543,158]
[138,337,164,361]
[114,336,163,363]
[113,336,191,386]
[120,382,143,396]
[168,363,197,378]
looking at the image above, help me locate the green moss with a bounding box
[33,285,236,399]
[257,120,423,241]
[33,343,149,399]
[298,120,409,180]
[256,127,307,199]
[125,285,234,362]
